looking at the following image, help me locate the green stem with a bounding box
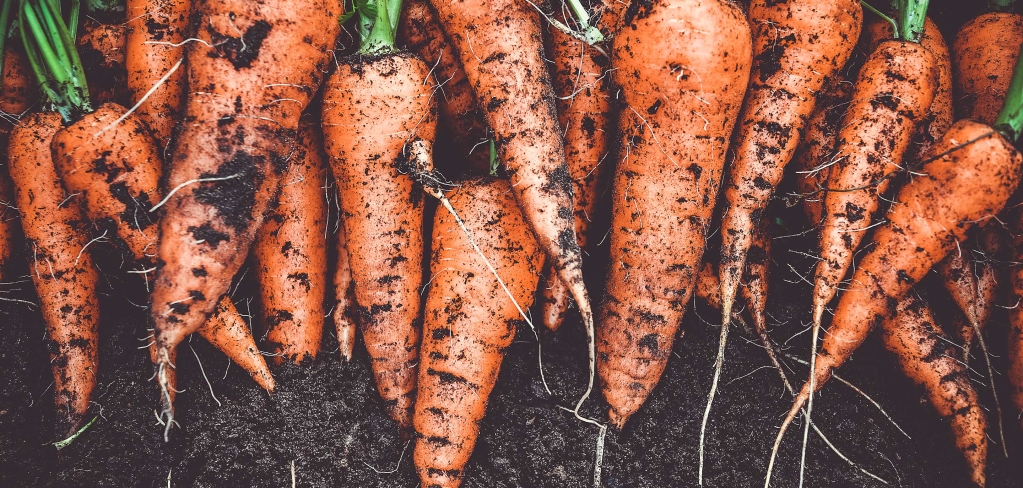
[357,0,401,55]
[19,0,91,121]
[894,0,929,43]
[861,1,898,39]
[994,38,1023,142]
[989,0,1015,12]
[565,0,603,44]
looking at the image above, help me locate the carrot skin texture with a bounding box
[9,113,101,438]
[953,13,1023,125]
[718,0,861,315]
[881,293,987,486]
[413,178,544,488]
[811,40,939,324]
[151,0,340,394]
[791,76,854,226]
[332,201,356,362]
[51,103,275,392]
[78,19,129,107]
[254,121,328,364]
[797,119,1022,411]
[740,218,770,334]
[400,0,489,176]
[429,0,592,325]
[937,225,1000,351]
[125,0,191,148]
[599,0,752,428]
[539,15,614,331]
[0,47,36,280]
[322,54,435,431]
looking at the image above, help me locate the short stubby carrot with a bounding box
[413,177,544,488]
[718,0,862,321]
[429,0,594,339]
[598,0,752,428]
[401,0,489,176]
[150,0,341,421]
[811,39,939,327]
[880,293,987,486]
[953,12,1023,124]
[125,0,191,149]
[77,18,129,107]
[539,11,614,332]
[791,75,854,226]
[322,53,436,431]
[9,112,101,439]
[254,120,328,364]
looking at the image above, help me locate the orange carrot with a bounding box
[77,18,128,107]
[9,112,101,439]
[413,177,544,488]
[331,194,356,362]
[150,0,341,424]
[598,0,751,428]
[0,46,37,279]
[936,225,1001,354]
[810,39,939,328]
[253,119,328,364]
[791,75,854,226]
[953,12,1023,124]
[539,9,614,331]
[125,0,190,149]
[880,293,987,486]
[740,217,770,336]
[400,0,489,176]
[718,0,862,321]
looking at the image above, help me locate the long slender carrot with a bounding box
[254,119,328,364]
[539,8,614,332]
[413,177,544,488]
[791,75,854,226]
[150,0,341,426]
[937,225,1001,354]
[428,0,596,368]
[598,0,751,428]
[717,0,862,322]
[9,112,101,439]
[125,0,190,149]
[880,293,987,486]
[400,0,489,176]
[322,2,434,430]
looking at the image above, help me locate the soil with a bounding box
[3,1,1022,487]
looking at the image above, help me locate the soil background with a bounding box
[3,1,1022,486]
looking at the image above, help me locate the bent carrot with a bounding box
[254,119,328,364]
[413,177,544,488]
[598,0,751,428]
[9,112,101,439]
[539,9,614,331]
[718,0,862,322]
[125,0,190,149]
[400,0,489,176]
[150,0,341,424]
[880,293,987,486]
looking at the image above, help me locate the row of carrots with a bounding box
[3,0,1023,486]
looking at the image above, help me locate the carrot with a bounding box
[769,118,1023,484]
[810,35,939,330]
[149,0,341,425]
[598,0,751,428]
[413,177,544,488]
[880,292,987,486]
[937,225,1001,355]
[253,119,328,364]
[428,0,596,369]
[717,0,862,322]
[400,0,489,176]
[51,103,275,395]
[791,75,854,226]
[77,18,129,107]
[125,0,190,149]
[863,16,953,166]
[740,217,770,336]
[953,12,1023,124]
[9,112,101,440]
[0,46,37,280]
[1009,210,1023,430]
[322,2,434,430]
[332,202,356,362]
[538,8,615,332]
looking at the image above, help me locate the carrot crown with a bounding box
[344,0,403,55]
[893,0,930,43]
[989,0,1015,11]
[548,0,604,45]
[17,0,91,122]
[994,36,1023,142]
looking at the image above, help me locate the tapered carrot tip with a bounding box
[334,309,355,362]
[198,298,275,393]
[542,276,571,331]
[387,395,415,433]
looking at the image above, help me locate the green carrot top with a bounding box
[17,0,91,122]
[345,0,404,56]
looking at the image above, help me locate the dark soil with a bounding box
[3,1,1023,487]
